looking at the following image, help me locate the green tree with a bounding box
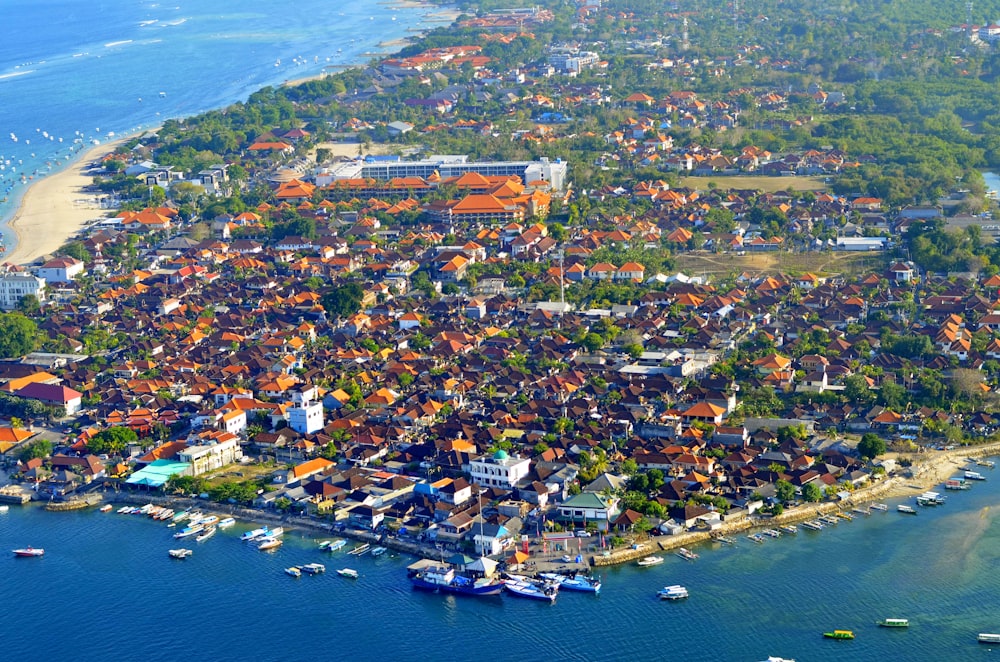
[775,479,796,503]
[0,312,38,358]
[581,332,605,353]
[322,282,365,318]
[857,433,887,460]
[88,426,139,455]
[801,482,823,503]
[15,439,52,462]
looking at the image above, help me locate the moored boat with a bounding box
[538,572,601,593]
[965,470,986,481]
[302,562,326,574]
[870,503,889,511]
[747,533,765,543]
[763,528,782,537]
[504,578,558,602]
[195,526,217,542]
[168,548,192,559]
[801,521,824,531]
[897,504,918,514]
[979,633,1000,643]
[657,584,689,600]
[285,566,302,577]
[714,535,737,545]
[410,564,503,596]
[240,526,268,542]
[348,543,370,555]
[173,523,205,539]
[637,555,664,567]
[198,515,220,527]
[877,618,909,628]
[822,630,854,640]
[13,547,44,557]
[675,547,699,560]
[371,546,388,556]
[338,568,359,578]
[327,539,347,552]
[99,504,113,512]
[218,517,236,528]
[781,525,798,534]
[256,536,282,551]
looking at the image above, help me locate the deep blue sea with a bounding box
[0,0,448,249]
[4,463,1000,662]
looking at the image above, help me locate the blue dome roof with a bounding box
[493,449,509,461]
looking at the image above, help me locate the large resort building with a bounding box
[316,155,569,192]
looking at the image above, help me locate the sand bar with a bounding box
[4,139,128,266]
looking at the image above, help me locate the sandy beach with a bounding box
[4,139,126,266]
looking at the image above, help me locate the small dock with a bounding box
[0,486,31,504]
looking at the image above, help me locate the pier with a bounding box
[0,485,31,504]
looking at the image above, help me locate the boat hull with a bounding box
[411,576,504,596]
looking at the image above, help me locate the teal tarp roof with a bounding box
[126,459,190,487]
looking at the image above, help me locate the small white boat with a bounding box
[285,566,302,577]
[0,505,10,513]
[327,540,347,552]
[763,529,782,538]
[979,633,1000,643]
[256,537,282,551]
[240,527,268,542]
[637,556,664,567]
[302,562,326,574]
[370,546,388,557]
[780,525,798,534]
[337,568,359,578]
[504,578,558,602]
[870,503,889,511]
[195,527,217,543]
[99,504,113,513]
[898,505,918,515]
[657,584,688,600]
[675,547,699,560]
[218,517,236,528]
[173,524,204,539]
[13,547,44,557]
[965,470,987,481]
[747,533,765,543]
[168,548,192,559]
[267,527,284,538]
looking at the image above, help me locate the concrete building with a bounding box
[289,402,324,435]
[316,155,569,191]
[178,434,243,476]
[469,449,531,490]
[0,271,45,310]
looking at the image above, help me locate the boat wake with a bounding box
[0,71,35,81]
[104,40,134,48]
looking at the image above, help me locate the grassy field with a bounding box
[679,175,829,192]
[675,250,887,279]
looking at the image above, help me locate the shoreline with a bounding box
[4,136,134,266]
[35,440,1000,571]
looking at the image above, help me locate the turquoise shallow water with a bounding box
[0,0,444,248]
[4,464,1000,662]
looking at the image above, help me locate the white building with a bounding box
[289,402,324,435]
[469,450,531,490]
[36,257,84,284]
[0,271,46,310]
[178,434,243,476]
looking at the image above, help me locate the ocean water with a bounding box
[0,0,445,250]
[3,464,1000,662]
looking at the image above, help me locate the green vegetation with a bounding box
[0,313,38,359]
